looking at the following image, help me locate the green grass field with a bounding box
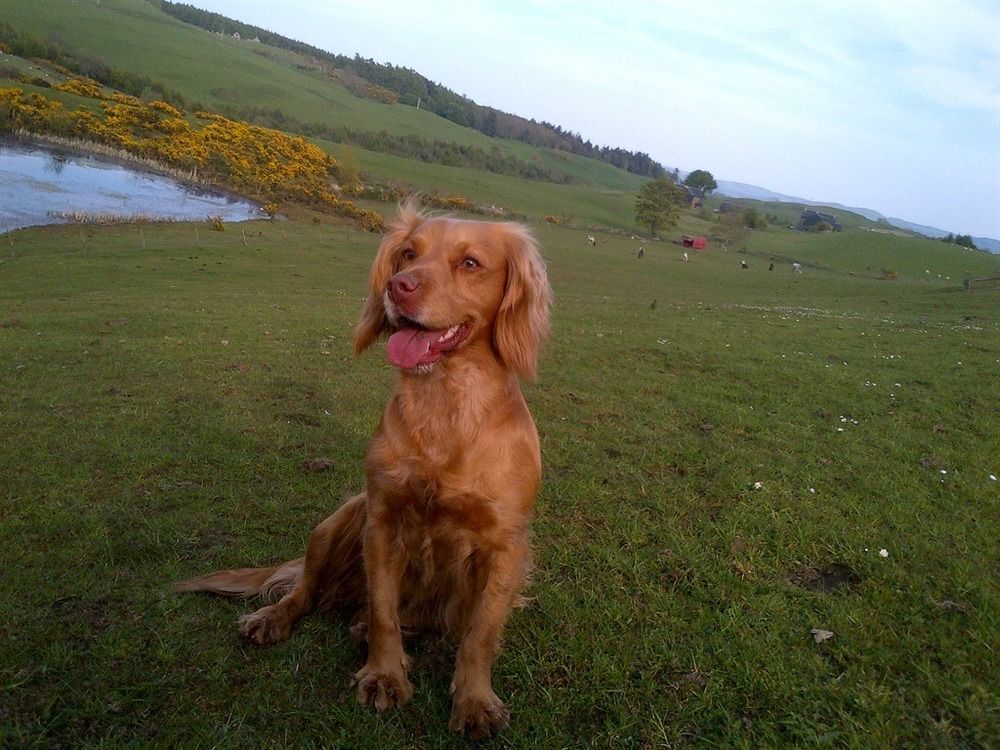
[2,211,997,748]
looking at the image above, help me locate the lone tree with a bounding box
[684,169,718,195]
[717,208,750,248]
[635,178,686,236]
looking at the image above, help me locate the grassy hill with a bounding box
[0,0,647,195]
[6,0,985,249]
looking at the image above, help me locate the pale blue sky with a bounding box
[190,0,1000,239]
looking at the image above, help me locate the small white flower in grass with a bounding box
[808,487,816,494]
[940,469,948,475]
[989,474,997,481]
[753,481,763,490]
[879,548,889,558]
[837,427,844,432]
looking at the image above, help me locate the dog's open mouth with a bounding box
[386,319,471,370]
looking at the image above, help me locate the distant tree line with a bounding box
[939,233,977,250]
[220,104,573,183]
[160,2,667,178]
[0,22,188,108]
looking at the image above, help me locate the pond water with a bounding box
[0,139,261,234]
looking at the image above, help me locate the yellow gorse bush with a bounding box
[53,77,105,99]
[0,88,66,131]
[0,81,384,232]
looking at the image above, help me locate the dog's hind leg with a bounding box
[239,493,367,645]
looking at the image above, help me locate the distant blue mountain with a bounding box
[711,179,1000,254]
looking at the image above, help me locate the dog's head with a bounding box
[353,203,551,379]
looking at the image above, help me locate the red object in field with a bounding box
[682,235,708,250]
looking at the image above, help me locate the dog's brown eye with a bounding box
[401,249,416,262]
[461,257,480,270]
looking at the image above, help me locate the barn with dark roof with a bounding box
[799,208,842,231]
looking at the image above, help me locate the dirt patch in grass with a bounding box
[281,412,322,427]
[787,562,861,593]
[301,457,335,472]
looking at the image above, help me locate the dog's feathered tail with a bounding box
[174,558,305,602]
[175,493,369,609]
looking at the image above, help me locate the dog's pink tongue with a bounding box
[387,327,441,369]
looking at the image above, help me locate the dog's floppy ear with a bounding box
[353,201,425,354]
[493,224,551,380]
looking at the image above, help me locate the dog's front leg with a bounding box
[354,503,413,711]
[449,538,529,738]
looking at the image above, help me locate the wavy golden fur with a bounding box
[177,203,551,738]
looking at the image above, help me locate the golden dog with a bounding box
[177,203,550,737]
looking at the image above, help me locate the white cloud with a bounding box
[899,64,1000,112]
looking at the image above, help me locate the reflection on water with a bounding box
[42,153,68,177]
[0,138,261,234]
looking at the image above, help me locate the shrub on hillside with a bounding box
[54,77,104,99]
[742,208,768,230]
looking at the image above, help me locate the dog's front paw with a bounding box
[238,604,292,645]
[353,663,414,711]
[449,690,510,739]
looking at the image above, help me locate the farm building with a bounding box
[682,185,705,208]
[681,235,708,250]
[799,208,842,231]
